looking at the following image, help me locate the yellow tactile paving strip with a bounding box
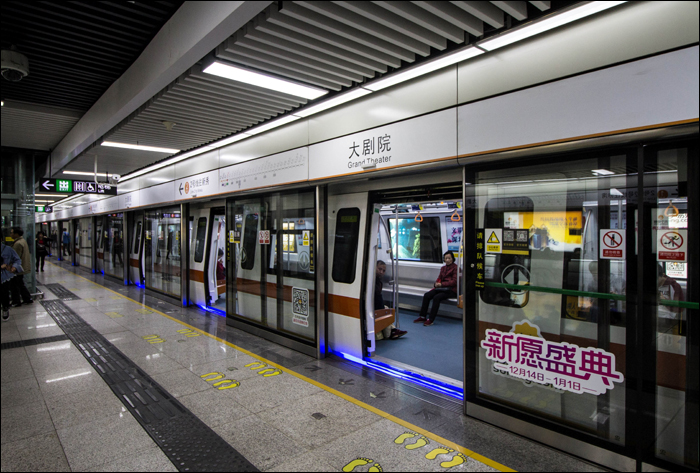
[50,262,516,472]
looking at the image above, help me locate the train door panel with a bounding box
[236,203,264,323]
[96,218,104,274]
[189,211,208,308]
[327,192,368,359]
[130,213,144,285]
[208,211,226,311]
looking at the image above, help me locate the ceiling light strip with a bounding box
[101,141,180,154]
[202,61,328,100]
[63,171,109,177]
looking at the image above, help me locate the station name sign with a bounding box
[41,178,117,195]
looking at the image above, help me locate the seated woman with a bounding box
[414,251,458,326]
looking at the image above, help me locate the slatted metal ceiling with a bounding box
[1,0,184,111]
[101,1,557,163]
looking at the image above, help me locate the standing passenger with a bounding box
[36,231,49,272]
[2,230,24,321]
[9,227,33,306]
[414,251,458,326]
[62,229,71,256]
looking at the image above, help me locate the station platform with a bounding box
[1,258,606,472]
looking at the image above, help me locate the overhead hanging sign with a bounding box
[657,229,687,262]
[600,229,625,259]
[40,178,117,195]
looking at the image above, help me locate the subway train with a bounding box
[35,42,697,472]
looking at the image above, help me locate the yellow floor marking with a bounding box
[105,312,123,318]
[51,262,515,472]
[85,298,97,302]
[110,295,123,300]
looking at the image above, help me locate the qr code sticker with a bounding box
[292,287,309,317]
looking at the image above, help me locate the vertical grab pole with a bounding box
[394,205,399,328]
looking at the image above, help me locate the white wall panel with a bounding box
[175,150,219,179]
[139,165,175,189]
[308,66,457,144]
[140,182,175,207]
[457,1,699,105]
[219,120,309,168]
[118,178,140,194]
[119,191,140,210]
[458,47,699,158]
[219,148,308,192]
[309,109,457,181]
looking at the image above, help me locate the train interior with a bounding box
[371,198,465,387]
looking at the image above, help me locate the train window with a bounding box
[132,222,142,254]
[332,208,361,283]
[194,217,207,263]
[388,217,442,263]
[241,213,258,270]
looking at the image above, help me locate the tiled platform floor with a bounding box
[1,259,607,472]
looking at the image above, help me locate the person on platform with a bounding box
[9,227,33,307]
[1,230,24,321]
[36,231,49,272]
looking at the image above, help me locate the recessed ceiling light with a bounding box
[101,142,180,154]
[592,169,615,175]
[203,61,328,100]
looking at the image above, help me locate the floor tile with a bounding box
[37,367,110,400]
[257,390,384,449]
[178,388,253,428]
[1,377,44,409]
[213,415,310,471]
[151,367,212,398]
[0,432,71,472]
[91,445,178,472]
[0,401,55,445]
[44,386,126,430]
[56,413,157,471]
[1,348,34,384]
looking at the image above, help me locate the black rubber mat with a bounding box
[1,334,70,351]
[43,283,81,301]
[40,299,258,472]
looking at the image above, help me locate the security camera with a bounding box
[1,48,29,82]
[109,174,120,184]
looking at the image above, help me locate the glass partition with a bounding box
[227,189,316,344]
[646,143,698,470]
[78,217,92,268]
[104,214,124,279]
[473,154,631,444]
[144,208,181,298]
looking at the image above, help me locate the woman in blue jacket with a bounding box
[1,233,24,321]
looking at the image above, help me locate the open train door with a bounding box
[327,192,369,359]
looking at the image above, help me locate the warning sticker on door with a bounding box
[657,229,687,262]
[259,230,270,245]
[485,228,502,254]
[600,229,625,259]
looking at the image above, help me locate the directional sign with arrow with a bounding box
[41,180,55,191]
